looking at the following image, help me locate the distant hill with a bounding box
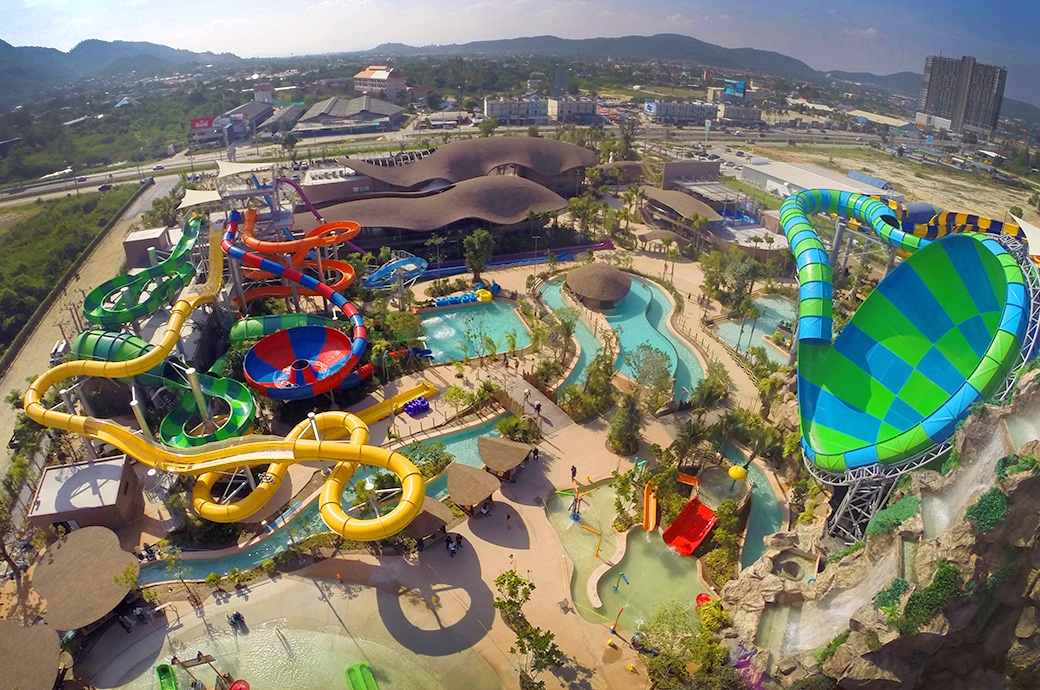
[0,39,242,109]
[371,33,820,80]
[367,34,1040,124]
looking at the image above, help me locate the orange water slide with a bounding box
[643,482,658,532]
[235,212,360,304]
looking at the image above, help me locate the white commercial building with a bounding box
[483,97,549,124]
[643,100,718,125]
[740,159,905,202]
[353,65,407,100]
[548,98,597,122]
[719,102,762,125]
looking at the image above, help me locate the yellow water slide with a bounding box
[23,216,427,541]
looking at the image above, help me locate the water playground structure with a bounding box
[23,170,438,542]
[781,190,1040,542]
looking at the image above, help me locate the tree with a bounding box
[505,330,518,356]
[641,600,743,690]
[494,568,535,627]
[463,227,495,284]
[0,495,21,579]
[477,116,500,138]
[385,310,424,342]
[142,188,184,228]
[512,624,565,690]
[281,132,299,162]
[607,393,642,454]
[425,233,446,281]
[526,125,541,137]
[625,343,673,413]
[444,385,474,420]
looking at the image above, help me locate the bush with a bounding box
[204,572,222,588]
[826,541,865,565]
[940,449,961,476]
[400,441,455,479]
[697,599,729,633]
[534,359,563,387]
[965,487,1010,533]
[873,578,910,609]
[896,558,959,635]
[703,548,736,587]
[865,495,920,537]
[811,629,850,665]
[496,416,541,443]
[261,559,277,575]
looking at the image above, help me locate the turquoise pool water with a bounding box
[715,295,795,366]
[422,415,505,500]
[546,483,708,632]
[421,302,531,363]
[722,446,785,569]
[540,279,603,392]
[607,278,704,401]
[140,417,506,584]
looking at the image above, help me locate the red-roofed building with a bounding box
[353,65,407,100]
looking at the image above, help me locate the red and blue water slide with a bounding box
[222,209,369,400]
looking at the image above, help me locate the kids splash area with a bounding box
[12,161,1040,690]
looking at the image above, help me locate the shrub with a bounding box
[940,449,961,476]
[261,559,277,575]
[826,541,865,565]
[965,487,1010,533]
[896,558,959,635]
[703,548,736,587]
[811,629,850,665]
[204,572,222,588]
[865,495,920,537]
[697,599,729,633]
[496,416,541,443]
[997,454,1040,479]
[400,441,455,480]
[873,578,910,609]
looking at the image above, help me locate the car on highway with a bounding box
[76,176,87,182]
[153,164,165,171]
[97,184,113,192]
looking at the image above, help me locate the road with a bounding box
[0,175,179,477]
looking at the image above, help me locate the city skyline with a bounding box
[2,0,1039,106]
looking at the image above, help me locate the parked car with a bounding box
[97,184,113,192]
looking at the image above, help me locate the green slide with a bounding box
[156,663,178,690]
[345,662,379,690]
[780,189,1032,475]
[83,215,204,328]
[71,329,255,447]
[230,313,346,345]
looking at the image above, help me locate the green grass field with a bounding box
[0,185,136,352]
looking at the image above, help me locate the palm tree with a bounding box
[670,419,709,468]
[688,376,727,421]
[505,330,518,357]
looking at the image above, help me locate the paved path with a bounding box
[0,176,179,479]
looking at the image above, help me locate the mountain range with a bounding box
[1,34,1037,123]
[0,39,240,109]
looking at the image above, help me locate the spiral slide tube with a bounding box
[24,215,424,540]
[82,215,202,327]
[780,190,1031,474]
[277,176,369,255]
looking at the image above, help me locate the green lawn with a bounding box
[0,185,137,353]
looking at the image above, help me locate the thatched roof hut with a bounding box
[564,263,632,310]
[637,228,691,249]
[479,436,531,482]
[31,526,138,631]
[405,498,456,550]
[447,463,501,514]
[0,620,61,690]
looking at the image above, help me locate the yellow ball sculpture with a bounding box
[728,465,748,482]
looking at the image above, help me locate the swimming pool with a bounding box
[540,279,603,392]
[607,278,704,401]
[545,483,709,632]
[140,417,507,584]
[714,295,795,366]
[722,446,785,569]
[420,302,531,363]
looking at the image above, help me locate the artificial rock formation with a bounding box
[722,391,1040,689]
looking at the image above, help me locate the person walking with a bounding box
[446,535,454,552]
[571,465,577,481]
[455,535,464,550]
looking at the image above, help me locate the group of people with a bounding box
[446,534,465,557]
[691,292,711,308]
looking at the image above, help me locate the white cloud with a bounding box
[842,27,880,40]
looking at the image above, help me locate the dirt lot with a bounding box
[749,143,1040,226]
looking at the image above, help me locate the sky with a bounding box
[4,0,1039,105]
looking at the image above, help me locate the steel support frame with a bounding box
[806,233,1040,543]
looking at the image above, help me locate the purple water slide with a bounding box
[276,176,370,255]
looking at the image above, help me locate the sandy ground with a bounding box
[751,143,1040,226]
